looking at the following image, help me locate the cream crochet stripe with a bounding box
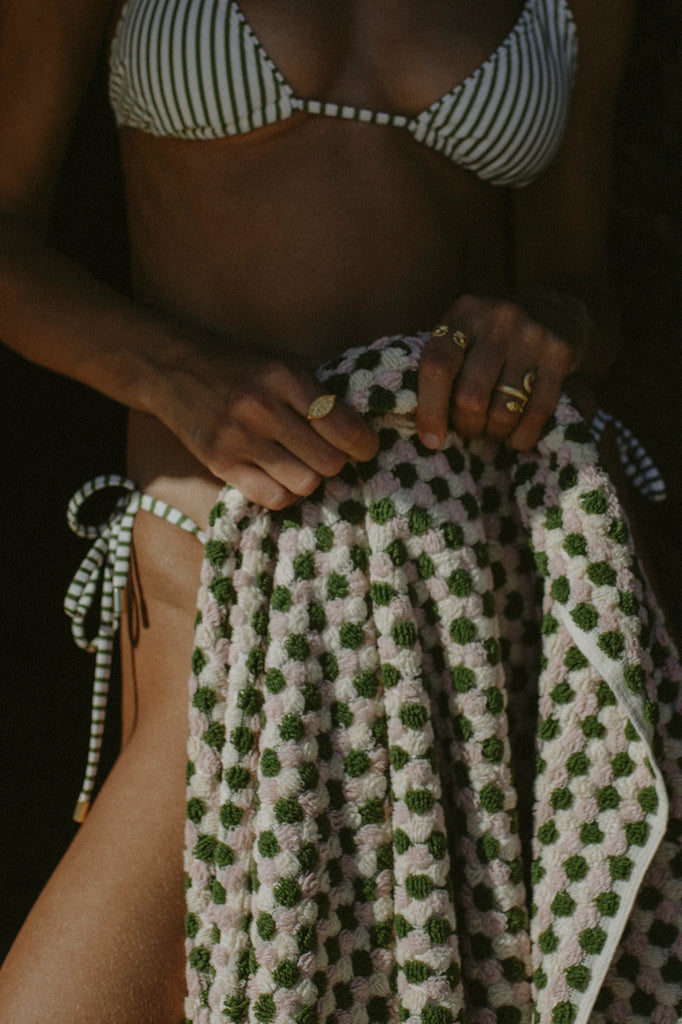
[184,335,682,1024]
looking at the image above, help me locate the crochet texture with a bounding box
[184,335,682,1024]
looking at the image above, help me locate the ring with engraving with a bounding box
[306,394,337,421]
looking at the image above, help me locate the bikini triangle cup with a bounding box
[108,0,577,187]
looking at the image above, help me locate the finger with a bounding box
[256,440,326,497]
[223,462,301,510]
[508,370,564,451]
[508,334,575,450]
[247,363,380,464]
[486,365,538,441]
[305,396,380,463]
[222,431,324,501]
[251,400,349,478]
[218,380,345,479]
[204,397,322,496]
[448,301,530,438]
[416,324,470,448]
[450,342,506,439]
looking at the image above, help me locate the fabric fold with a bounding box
[184,334,682,1024]
[511,406,675,1023]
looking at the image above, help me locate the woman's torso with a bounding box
[109,0,576,505]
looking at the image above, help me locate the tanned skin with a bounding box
[0,2,633,1020]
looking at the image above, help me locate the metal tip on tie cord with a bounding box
[73,799,91,824]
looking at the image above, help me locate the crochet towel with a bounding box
[184,335,682,1024]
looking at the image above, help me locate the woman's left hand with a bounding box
[416,293,590,452]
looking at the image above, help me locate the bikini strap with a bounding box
[64,474,207,823]
[590,409,667,502]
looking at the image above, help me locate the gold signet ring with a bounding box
[452,330,468,350]
[431,324,451,338]
[307,394,337,420]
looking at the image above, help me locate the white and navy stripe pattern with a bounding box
[109,0,577,187]
[590,409,668,502]
[64,475,207,821]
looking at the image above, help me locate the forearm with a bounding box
[0,208,187,413]
[509,0,632,386]
[0,209,382,506]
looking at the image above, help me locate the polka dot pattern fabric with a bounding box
[184,336,682,1024]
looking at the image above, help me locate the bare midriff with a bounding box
[115,0,524,755]
[124,121,512,500]
[120,0,526,513]
[0,9,546,1019]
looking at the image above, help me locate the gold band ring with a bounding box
[494,372,536,414]
[430,324,469,350]
[306,394,337,420]
[495,384,529,402]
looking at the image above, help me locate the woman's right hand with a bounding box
[0,202,378,511]
[147,338,380,509]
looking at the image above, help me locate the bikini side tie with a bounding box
[62,415,662,824]
[64,474,207,822]
[590,409,667,501]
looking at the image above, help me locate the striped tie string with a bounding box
[590,409,667,502]
[64,474,207,823]
[62,413,662,824]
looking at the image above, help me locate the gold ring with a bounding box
[503,398,527,413]
[306,394,337,420]
[430,324,469,351]
[494,372,536,414]
[495,384,529,403]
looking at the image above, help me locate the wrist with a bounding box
[514,281,616,383]
[78,307,191,417]
[515,285,592,340]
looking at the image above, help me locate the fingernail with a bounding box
[421,433,441,449]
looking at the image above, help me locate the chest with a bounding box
[109,0,577,189]
[224,0,529,113]
[109,0,528,115]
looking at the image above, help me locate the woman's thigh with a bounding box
[0,511,205,1024]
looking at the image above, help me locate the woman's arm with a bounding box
[511,0,636,380]
[416,0,636,451]
[0,0,378,509]
[513,0,635,295]
[0,0,140,393]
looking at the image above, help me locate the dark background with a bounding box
[2,0,681,958]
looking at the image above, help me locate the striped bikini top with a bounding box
[109,0,577,188]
